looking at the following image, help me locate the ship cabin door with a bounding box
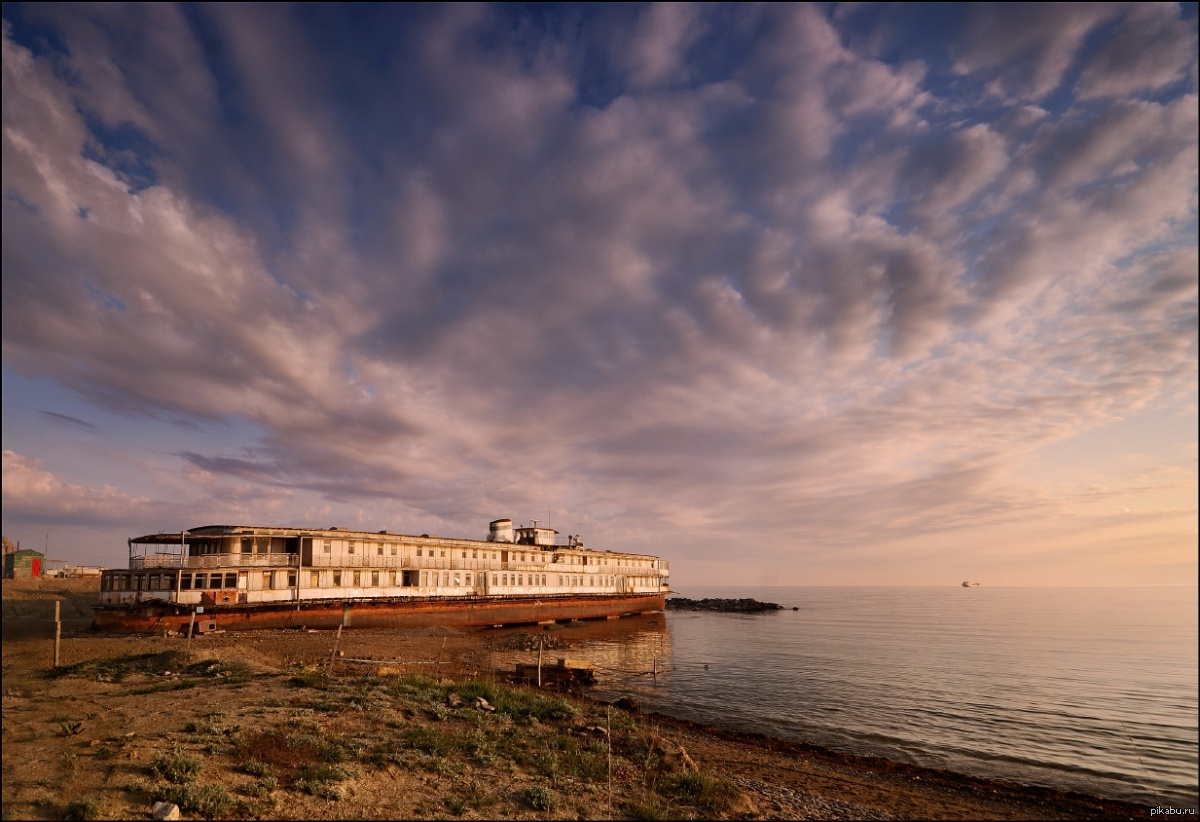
[501,550,509,570]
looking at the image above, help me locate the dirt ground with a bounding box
[2,577,1153,820]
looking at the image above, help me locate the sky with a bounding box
[2,3,1197,587]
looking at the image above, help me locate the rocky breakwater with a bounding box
[666,597,785,613]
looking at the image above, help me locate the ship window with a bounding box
[323,540,331,553]
[472,550,477,559]
[288,570,297,588]
[353,571,361,586]
[465,573,471,585]
[440,549,446,558]
[333,571,342,586]
[372,571,380,586]
[348,541,356,554]
[225,572,237,588]
[263,571,272,589]
[377,544,384,556]
[389,570,397,586]
[518,575,523,586]
[462,551,467,559]
[391,545,397,556]
[310,571,319,588]
[442,571,449,586]
[148,575,160,591]
[454,573,461,586]
[180,573,192,591]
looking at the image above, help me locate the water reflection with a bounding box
[472,612,672,695]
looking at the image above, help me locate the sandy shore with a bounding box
[2,578,1154,820]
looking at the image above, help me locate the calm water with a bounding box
[484,586,1198,808]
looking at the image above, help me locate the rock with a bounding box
[665,597,784,613]
[473,696,495,712]
[152,801,181,820]
[613,696,639,713]
[446,692,464,709]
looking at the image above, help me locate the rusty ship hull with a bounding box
[91,592,666,633]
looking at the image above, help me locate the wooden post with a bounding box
[186,610,197,657]
[435,636,447,678]
[328,623,343,673]
[53,600,61,668]
[652,654,657,686]
[537,635,543,688]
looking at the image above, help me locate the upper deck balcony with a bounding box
[130,553,298,569]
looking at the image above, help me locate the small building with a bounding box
[4,549,44,579]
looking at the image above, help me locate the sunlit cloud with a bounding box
[2,4,1196,583]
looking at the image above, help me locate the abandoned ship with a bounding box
[93,518,669,632]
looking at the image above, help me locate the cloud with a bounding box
[38,410,99,434]
[1075,3,1198,100]
[949,4,1124,101]
[2,5,1196,582]
[1,450,153,525]
[617,2,705,89]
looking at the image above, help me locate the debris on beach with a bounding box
[514,657,596,687]
[489,630,572,651]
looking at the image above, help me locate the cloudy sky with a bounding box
[2,3,1196,586]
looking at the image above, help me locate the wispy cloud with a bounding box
[2,4,1196,583]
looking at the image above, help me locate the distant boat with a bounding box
[962,581,981,588]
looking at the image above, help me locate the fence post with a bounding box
[328,624,343,673]
[53,600,61,668]
[186,609,197,657]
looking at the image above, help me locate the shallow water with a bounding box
[487,586,1198,808]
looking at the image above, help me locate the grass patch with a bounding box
[622,792,674,821]
[668,771,737,812]
[293,763,353,801]
[158,783,234,819]
[185,712,238,737]
[405,725,455,757]
[234,728,353,787]
[288,665,329,689]
[149,749,202,784]
[62,797,101,821]
[517,786,555,811]
[238,759,274,778]
[50,651,190,683]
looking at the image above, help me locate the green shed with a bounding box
[3,549,44,579]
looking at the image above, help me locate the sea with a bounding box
[484,586,1198,809]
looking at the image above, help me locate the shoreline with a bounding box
[1,579,1173,818]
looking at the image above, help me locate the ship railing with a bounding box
[183,553,298,569]
[130,555,185,569]
[130,553,299,570]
